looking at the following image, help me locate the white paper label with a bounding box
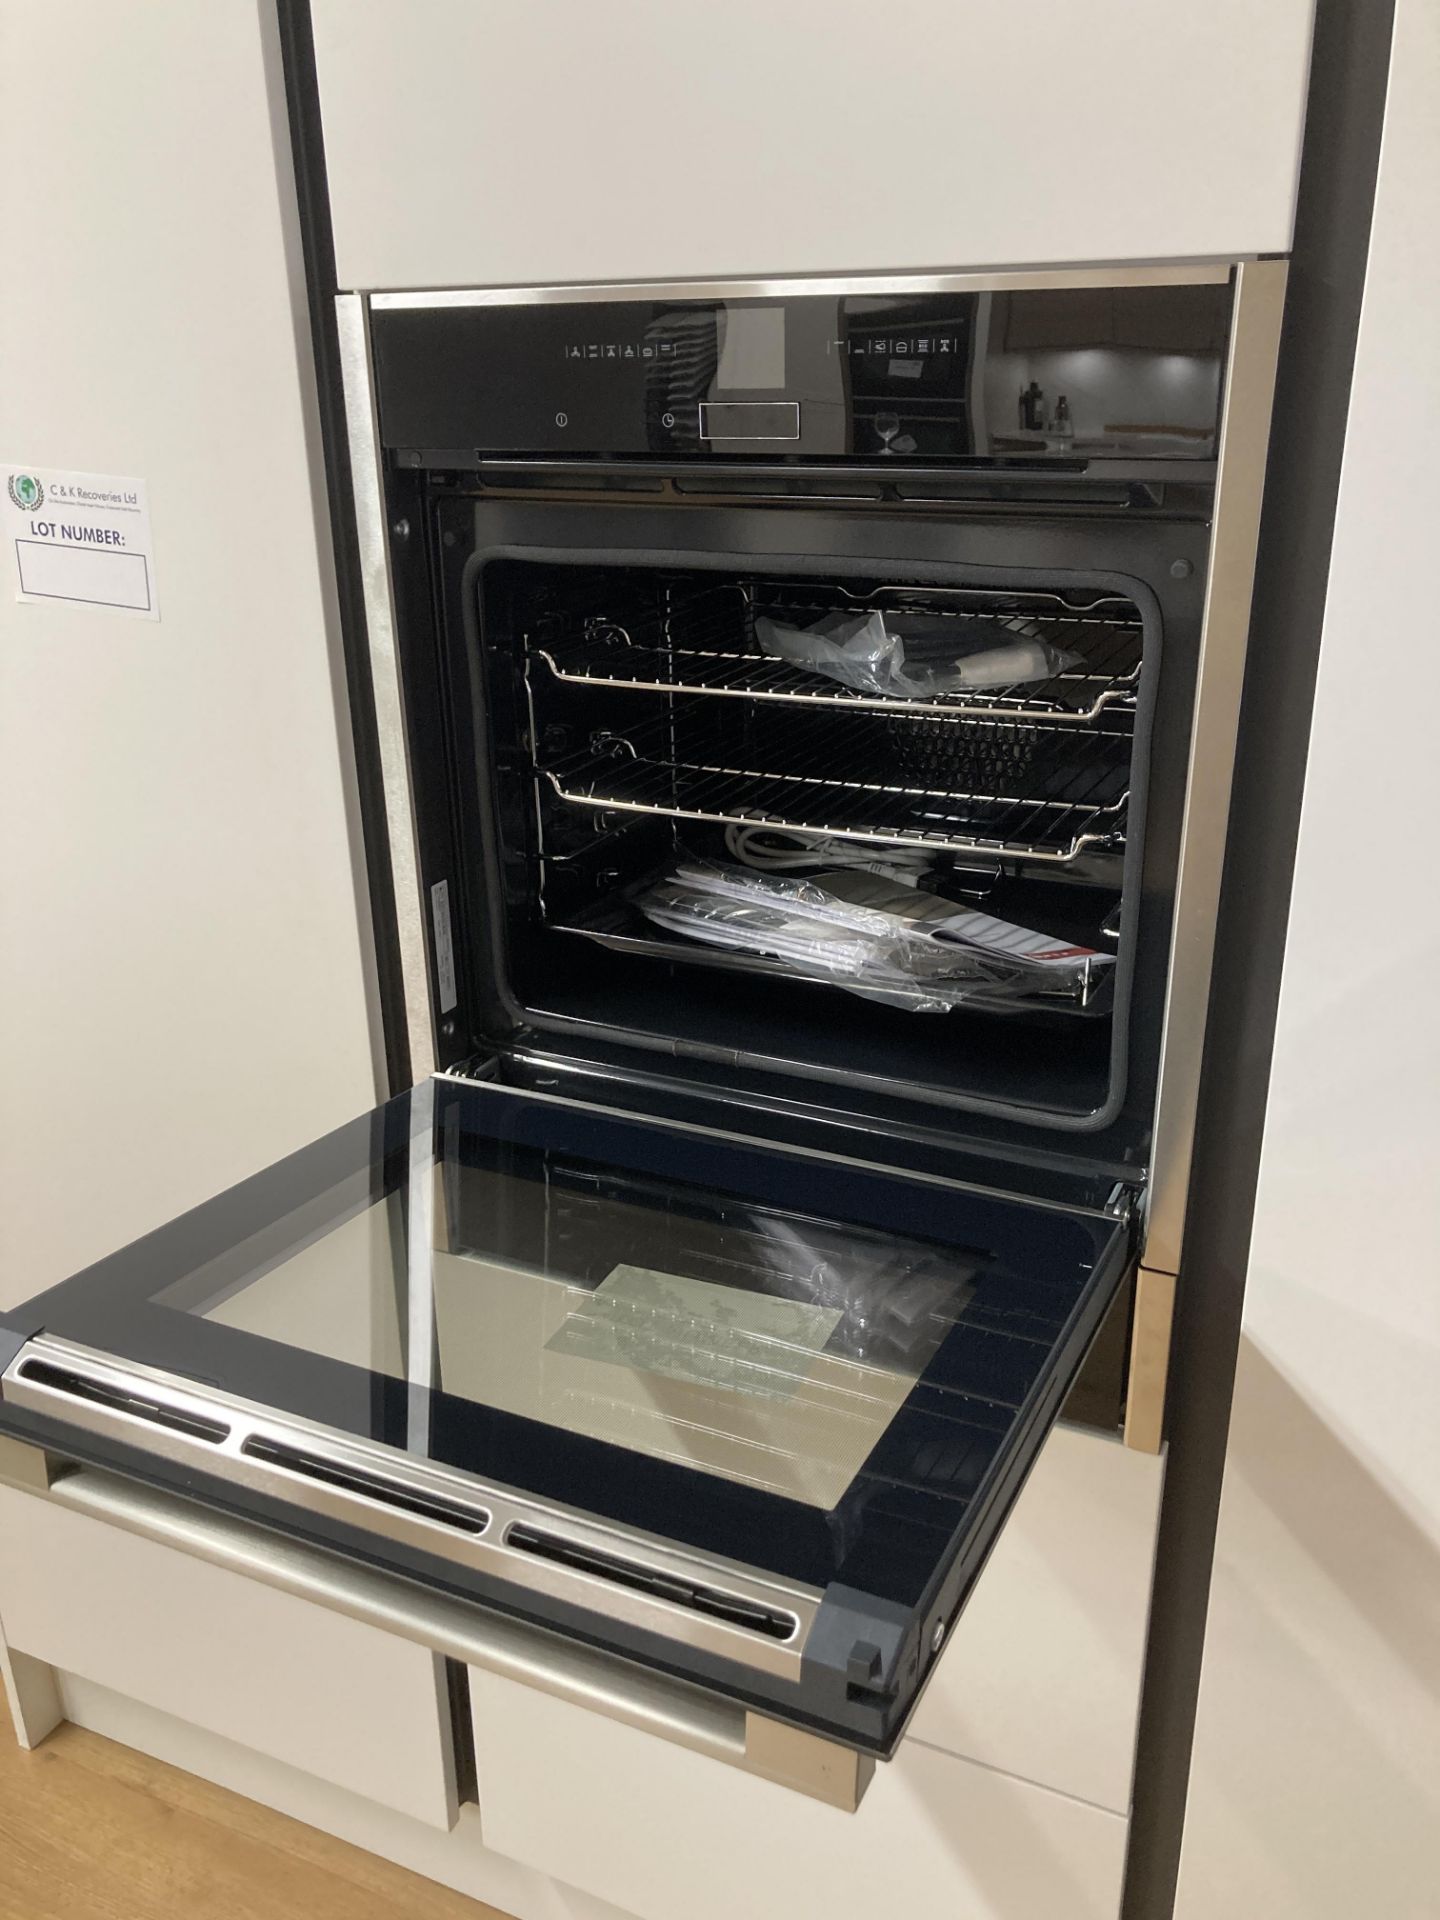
[4,464,158,619]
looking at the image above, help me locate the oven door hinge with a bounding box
[439,1051,505,1085]
[1104,1180,1139,1227]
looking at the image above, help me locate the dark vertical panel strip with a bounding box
[274,0,411,1094]
[444,1657,479,1805]
[1123,2,1396,1914]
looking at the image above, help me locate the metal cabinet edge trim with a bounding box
[1145,257,1290,1275]
[335,292,437,1081]
[366,262,1237,308]
[1123,1266,1178,1455]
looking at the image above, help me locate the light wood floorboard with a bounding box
[0,1690,507,1920]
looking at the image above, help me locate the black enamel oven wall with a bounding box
[385,478,1209,1183]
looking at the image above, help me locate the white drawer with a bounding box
[0,1483,457,1829]
[471,1667,1128,1920]
[911,1424,1163,1812]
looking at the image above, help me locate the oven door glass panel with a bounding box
[0,1079,1129,1752]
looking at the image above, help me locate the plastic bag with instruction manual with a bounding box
[639,857,1110,1012]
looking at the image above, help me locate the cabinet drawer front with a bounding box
[0,1486,456,1829]
[471,1668,1128,1920]
[911,1424,1163,1812]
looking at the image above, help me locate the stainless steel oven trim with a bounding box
[22,1460,869,1808]
[2,1333,819,1684]
[336,291,437,1083]
[367,262,1236,310]
[1143,256,1289,1276]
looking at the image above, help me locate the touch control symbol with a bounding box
[555,412,568,428]
[661,412,676,429]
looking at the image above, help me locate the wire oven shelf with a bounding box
[539,707,1131,864]
[548,893,1118,1017]
[529,579,1143,724]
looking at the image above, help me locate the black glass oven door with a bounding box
[0,1078,1130,1756]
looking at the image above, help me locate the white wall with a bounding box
[1174,4,1440,1912]
[311,0,1315,291]
[0,1,380,1303]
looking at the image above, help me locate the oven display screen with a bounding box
[716,305,785,390]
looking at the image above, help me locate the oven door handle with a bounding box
[35,1462,872,1810]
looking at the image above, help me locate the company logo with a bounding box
[7,472,43,512]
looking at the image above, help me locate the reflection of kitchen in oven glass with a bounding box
[981,286,1228,457]
[840,299,975,457]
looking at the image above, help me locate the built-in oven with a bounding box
[0,265,1285,1779]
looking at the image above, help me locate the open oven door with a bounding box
[0,1074,1131,1762]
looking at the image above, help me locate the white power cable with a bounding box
[723,824,935,879]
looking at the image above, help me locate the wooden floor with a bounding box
[0,1692,507,1920]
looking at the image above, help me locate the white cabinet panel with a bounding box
[312,0,1315,292]
[912,1425,1162,1813]
[0,1486,457,1829]
[0,0,379,1305]
[58,1675,638,1920]
[472,1668,1128,1920]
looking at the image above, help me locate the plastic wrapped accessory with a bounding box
[638,857,1112,1013]
[753,608,1079,701]
[641,885,1019,1013]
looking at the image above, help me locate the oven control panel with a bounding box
[370,285,1229,465]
